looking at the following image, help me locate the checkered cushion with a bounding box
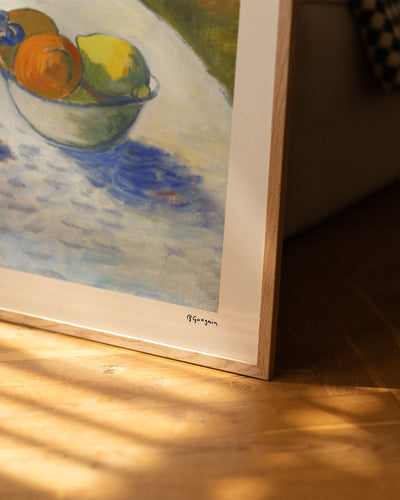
[352,0,400,90]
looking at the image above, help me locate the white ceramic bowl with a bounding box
[5,75,158,149]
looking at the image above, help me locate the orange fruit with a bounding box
[14,33,82,100]
[0,8,58,72]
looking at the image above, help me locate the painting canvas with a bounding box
[0,0,291,379]
[0,0,241,311]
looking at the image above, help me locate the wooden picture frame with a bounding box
[0,0,295,380]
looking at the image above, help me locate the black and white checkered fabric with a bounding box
[352,0,400,90]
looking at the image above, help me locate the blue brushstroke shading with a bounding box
[60,140,224,230]
[0,140,14,162]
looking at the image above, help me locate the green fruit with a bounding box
[76,33,150,97]
[131,83,150,99]
[62,85,98,104]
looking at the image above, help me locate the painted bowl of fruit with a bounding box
[1,9,157,149]
[5,70,158,149]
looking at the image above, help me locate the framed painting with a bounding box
[0,0,295,379]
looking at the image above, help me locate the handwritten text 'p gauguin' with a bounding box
[187,314,218,327]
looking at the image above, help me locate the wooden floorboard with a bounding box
[0,182,400,499]
[276,181,400,395]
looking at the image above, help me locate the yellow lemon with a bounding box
[76,34,150,97]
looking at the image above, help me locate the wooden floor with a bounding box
[1,181,399,499]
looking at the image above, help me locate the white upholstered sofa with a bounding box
[284,0,400,236]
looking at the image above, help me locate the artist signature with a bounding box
[186,314,218,327]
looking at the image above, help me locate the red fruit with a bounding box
[14,33,82,100]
